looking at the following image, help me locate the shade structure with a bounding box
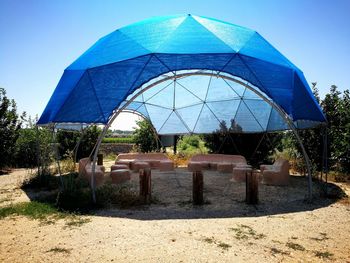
[38,14,326,132]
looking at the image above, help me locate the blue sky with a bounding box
[1,0,349,129]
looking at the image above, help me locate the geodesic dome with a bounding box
[38,14,326,131]
[122,70,322,135]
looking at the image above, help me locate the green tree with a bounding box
[283,85,350,175]
[133,119,158,152]
[0,88,24,169]
[321,86,350,173]
[14,115,52,169]
[203,120,282,167]
[339,90,350,172]
[56,125,101,161]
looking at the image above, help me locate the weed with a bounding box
[229,224,266,240]
[286,242,305,251]
[203,237,215,244]
[202,237,231,251]
[217,242,231,250]
[64,216,91,228]
[310,232,329,242]
[314,250,333,259]
[46,247,71,254]
[270,247,289,256]
[272,240,283,244]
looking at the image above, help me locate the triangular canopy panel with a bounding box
[38,14,326,132]
[123,73,311,134]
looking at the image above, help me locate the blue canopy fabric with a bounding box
[38,14,326,133]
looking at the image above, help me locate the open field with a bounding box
[1,168,350,262]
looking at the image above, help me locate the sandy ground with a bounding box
[1,167,350,263]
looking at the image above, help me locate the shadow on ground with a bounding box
[22,168,348,221]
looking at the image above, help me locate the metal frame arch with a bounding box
[90,71,314,202]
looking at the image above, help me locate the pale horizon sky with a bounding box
[1,0,349,130]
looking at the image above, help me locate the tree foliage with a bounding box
[133,119,159,153]
[177,135,208,157]
[203,120,283,168]
[321,86,350,173]
[0,88,24,169]
[56,125,101,161]
[282,85,350,175]
[13,115,52,169]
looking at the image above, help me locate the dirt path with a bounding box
[1,169,349,262]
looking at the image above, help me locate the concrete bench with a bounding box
[116,153,174,171]
[78,157,105,187]
[188,154,247,172]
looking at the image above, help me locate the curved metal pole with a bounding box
[91,71,315,202]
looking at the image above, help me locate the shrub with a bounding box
[55,173,91,211]
[177,135,208,158]
[95,183,140,208]
[21,171,59,190]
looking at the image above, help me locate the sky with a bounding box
[1,0,349,130]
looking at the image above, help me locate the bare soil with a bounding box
[1,168,350,263]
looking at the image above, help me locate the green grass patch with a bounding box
[229,224,266,240]
[0,201,91,228]
[102,137,134,144]
[0,201,60,220]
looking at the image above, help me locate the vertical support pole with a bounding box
[323,126,328,195]
[139,168,152,204]
[35,125,41,176]
[173,135,178,154]
[91,125,108,204]
[97,153,103,166]
[52,126,64,189]
[291,128,313,202]
[192,171,204,205]
[246,170,259,204]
